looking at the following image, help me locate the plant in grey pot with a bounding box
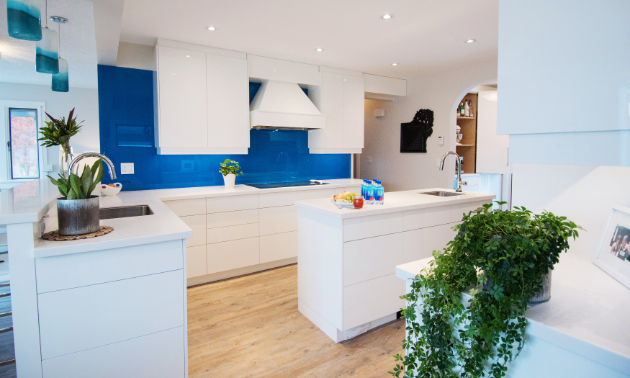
[48,159,104,236]
[219,159,242,188]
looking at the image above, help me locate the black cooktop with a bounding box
[246,181,328,189]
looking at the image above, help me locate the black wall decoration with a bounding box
[400,109,434,153]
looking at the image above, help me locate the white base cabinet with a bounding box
[297,200,489,343]
[164,186,360,286]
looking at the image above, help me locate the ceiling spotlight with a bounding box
[465,39,476,43]
[392,63,398,66]
[316,48,323,52]
[186,55,190,58]
[207,26,216,31]
[381,14,393,20]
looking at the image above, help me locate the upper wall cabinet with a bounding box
[248,55,319,85]
[363,74,406,100]
[154,39,250,155]
[308,67,365,154]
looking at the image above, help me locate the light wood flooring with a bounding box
[187,264,404,378]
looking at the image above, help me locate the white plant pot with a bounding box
[223,174,236,188]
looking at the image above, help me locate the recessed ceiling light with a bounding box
[465,39,476,43]
[186,55,190,58]
[392,63,398,66]
[381,14,393,20]
[207,26,216,31]
[316,48,323,52]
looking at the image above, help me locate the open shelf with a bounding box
[456,144,475,147]
[457,116,476,120]
[455,93,478,173]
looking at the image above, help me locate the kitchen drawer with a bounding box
[38,270,185,359]
[403,223,457,263]
[343,212,404,242]
[260,231,297,263]
[181,214,206,246]
[259,189,336,208]
[259,205,297,235]
[163,198,206,217]
[342,274,404,331]
[449,200,489,223]
[207,209,258,228]
[36,240,183,293]
[206,194,258,213]
[207,223,259,244]
[207,237,259,274]
[403,205,453,231]
[186,245,207,278]
[343,233,403,286]
[42,327,185,378]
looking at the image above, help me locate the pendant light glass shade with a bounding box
[51,58,68,92]
[7,0,42,41]
[36,27,59,73]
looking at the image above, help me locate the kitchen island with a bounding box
[295,188,495,343]
[3,177,362,377]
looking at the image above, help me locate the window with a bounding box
[0,101,46,182]
[8,108,40,179]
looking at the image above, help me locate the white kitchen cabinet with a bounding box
[206,194,258,213]
[259,206,298,235]
[207,237,260,274]
[155,46,207,150]
[206,54,250,152]
[163,199,206,217]
[248,55,319,85]
[363,73,407,100]
[180,214,206,247]
[260,231,298,263]
[308,69,365,154]
[186,245,207,278]
[154,39,249,155]
[476,91,509,174]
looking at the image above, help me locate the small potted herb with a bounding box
[48,159,104,236]
[219,159,242,188]
[38,108,83,177]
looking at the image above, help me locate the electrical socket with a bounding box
[121,163,134,175]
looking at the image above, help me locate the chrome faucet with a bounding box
[439,151,467,192]
[68,152,117,180]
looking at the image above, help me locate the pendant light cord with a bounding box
[45,0,48,27]
[58,22,61,59]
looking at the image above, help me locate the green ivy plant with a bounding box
[48,159,104,200]
[38,108,83,167]
[389,203,582,378]
[219,159,242,176]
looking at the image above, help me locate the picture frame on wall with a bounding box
[593,205,630,289]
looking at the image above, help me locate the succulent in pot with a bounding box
[218,159,242,188]
[48,159,104,236]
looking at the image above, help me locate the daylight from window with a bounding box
[9,108,40,179]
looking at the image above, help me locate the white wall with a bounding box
[360,58,498,191]
[0,82,101,170]
[512,164,630,261]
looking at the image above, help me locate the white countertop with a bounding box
[294,188,496,219]
[396,255,630,374]
[9,178,361,258]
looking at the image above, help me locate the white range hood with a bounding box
[250,80,325,129]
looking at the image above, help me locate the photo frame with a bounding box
[593,205,630,289]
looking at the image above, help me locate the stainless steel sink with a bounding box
[420,191,465,197]
[99,205,154,220]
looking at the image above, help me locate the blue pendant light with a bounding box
[50,16,68,92]
[7,0,42,41]
[36,1,58,74]
[52,58,68,92]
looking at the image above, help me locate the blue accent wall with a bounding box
[97,65,350,191]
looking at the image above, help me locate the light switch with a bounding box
[121,163,134,175]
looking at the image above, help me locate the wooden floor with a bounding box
[187,265,404,378]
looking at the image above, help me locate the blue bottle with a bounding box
[366,180,374,204]
[374,180,384,205]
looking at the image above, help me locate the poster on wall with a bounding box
[593,206,630,290]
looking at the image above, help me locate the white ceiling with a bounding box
[0,0,99,88]
[120,0,499,79]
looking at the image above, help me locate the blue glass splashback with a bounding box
[97,65,350,191]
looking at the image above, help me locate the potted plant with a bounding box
[38,108,83,176]
[390,203,582,378]
[219,159,242,188]
[48,159,104,236]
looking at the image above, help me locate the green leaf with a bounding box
[69,174,84,199]
[80,165,92,198]
[87,161,104,196]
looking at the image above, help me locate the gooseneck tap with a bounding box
[68,152,117,180]
[439,151,467,192]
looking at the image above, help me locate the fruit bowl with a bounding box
[101,183,122,196]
